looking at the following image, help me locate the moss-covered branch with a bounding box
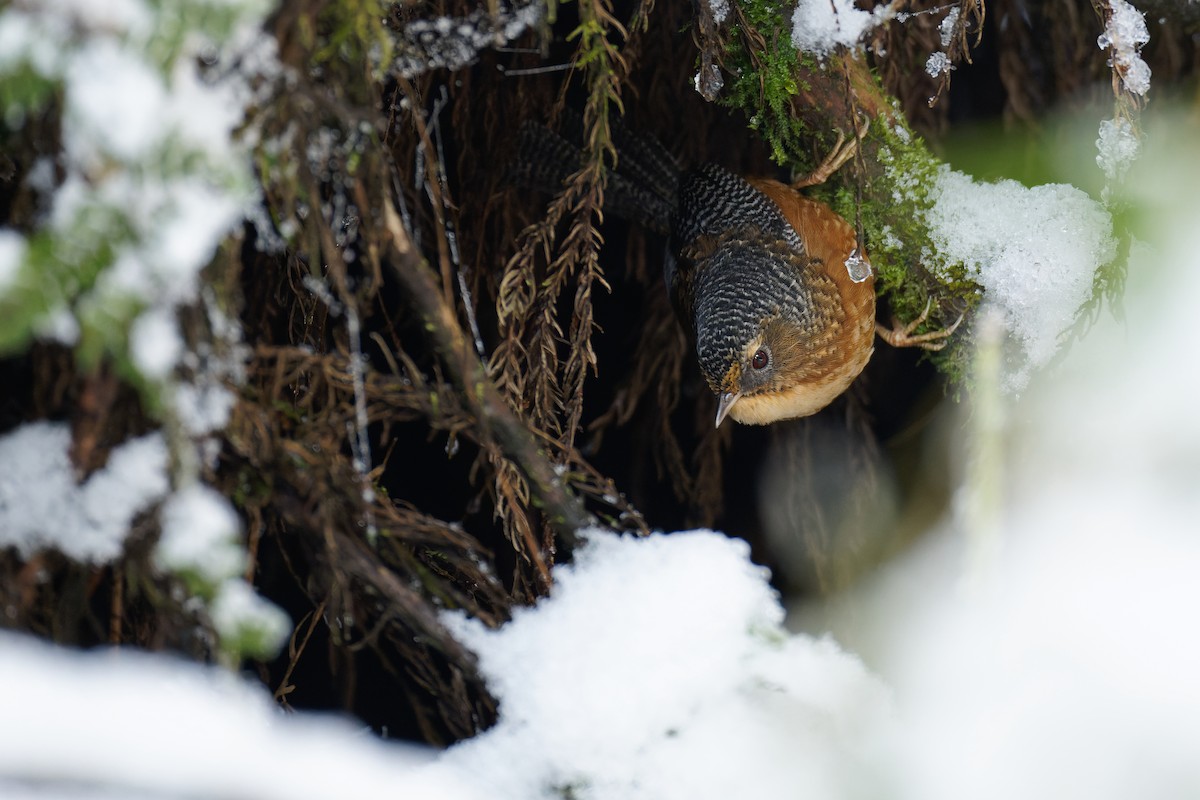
[717,4,987,380]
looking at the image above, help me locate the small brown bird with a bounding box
[667,165,877,427]
[516,118,953,427]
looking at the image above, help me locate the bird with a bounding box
[514,115,956,427]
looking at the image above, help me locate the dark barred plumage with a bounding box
[665,165,819,393]
[687,236,835,395]
[512,115,879,426]
[671,164,803,255]
[514,117,678,236]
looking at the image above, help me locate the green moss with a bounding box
[720,1,810,168]
[821,117,980,382]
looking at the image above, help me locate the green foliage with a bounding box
[719,1,810,167]
[0,0,259,390]
[1062,200,1129,350]
[568,0,626,164]
[0,65,55,125]
[858,125,947,305]
[0,208,136,353]
[143,0,273,70]
[314,0,394,80]
[217,612,289,663]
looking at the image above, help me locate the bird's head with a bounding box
[703,316,811,427]
[692,240,818,427]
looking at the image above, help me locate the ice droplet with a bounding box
[845,248,872,283]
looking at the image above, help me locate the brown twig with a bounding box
[381,192,596,552]
[325,525,479,666]
[274,600,326,707]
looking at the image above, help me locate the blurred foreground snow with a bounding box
[813,114,1200,800]
[0,633,461,800]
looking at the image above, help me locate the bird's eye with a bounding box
[751,348,769,370]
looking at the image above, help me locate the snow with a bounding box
[938,6,960,47]
[210,578,292,654]
[885,520,1200,800]
[839,154,1200,799]
[0,422,169,563]
[38,0,154,37]
[437,529,892,800]
[1096,116,1141,182]
[150,179,246,287]
[0,632,466,800]
[925,51,952,78]
[35,306,82,345]
[921,166,1115,390]
[0,3,1196,798]
[0,228,25,292]
[165,54,256,162]
[7,176,1200,796]
[1097,0,1151,96]
[791,0,890,58]
[175,381,237,437]
[693,62,724,99]
[0,11,62,76]
[923,5,960,76]
[804,125,1200,800]
[0,419,284,656]
[0,529,890,799]
[393,4,545,79]
[64,39,168,167]
[156,483,247,587]
[0,0,283,653]
[0,0,269,374]
[130,306,184,380]
[705,0,730,25]
[156,484,288,653]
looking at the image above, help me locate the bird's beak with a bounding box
[715,391,741,428]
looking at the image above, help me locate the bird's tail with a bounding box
[512,112,680,235]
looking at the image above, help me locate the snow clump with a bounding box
[1095,116,1141,184]
[0,422,169,564]
[433,529,893,800]
[791,0,892,58]
[925,51,952,78]
[1097,0,1151,96]
[922,167,1115,391]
